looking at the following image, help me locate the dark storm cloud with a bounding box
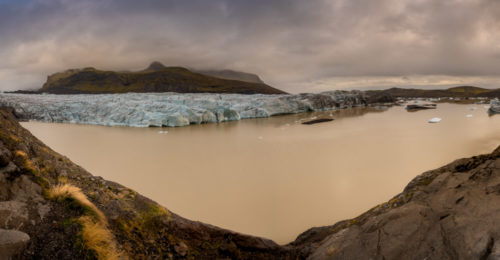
[1,0,500,92]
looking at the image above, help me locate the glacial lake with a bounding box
[21,103,500,244]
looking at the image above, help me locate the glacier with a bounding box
[0,91,366,127]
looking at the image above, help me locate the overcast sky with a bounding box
[1,0,500,93]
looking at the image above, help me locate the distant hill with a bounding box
[366,86,496,98]
[38,62,286,94]
[191,69,265,84]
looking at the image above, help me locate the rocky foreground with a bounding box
[1,106,500,259]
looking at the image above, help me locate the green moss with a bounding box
[60,218,77,228]
[0,132,20,150]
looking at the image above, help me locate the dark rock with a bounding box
[0,147,10,168]
[302,118,334,125]
[301,146,500,259]
[406,104,437,111]
[366,93,395,104]
[174,242,188,256]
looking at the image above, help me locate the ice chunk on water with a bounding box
[466,114,473,118]
[428,117,442,123]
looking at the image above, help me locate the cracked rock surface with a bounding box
[296,148,500,259]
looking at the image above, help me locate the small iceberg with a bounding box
[428,117,442,123]
[158,130,168,134]
[489,99,500,114]
[466,114,473,118]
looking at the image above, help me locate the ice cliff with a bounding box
[0,91,366,127]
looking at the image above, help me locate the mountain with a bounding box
[365,86,494,98]
[38,62,286,94]
[191,69,265,84]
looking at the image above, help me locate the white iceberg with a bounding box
[428,117,442,123]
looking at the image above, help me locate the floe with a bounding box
[466,114,473,118]
[428,117,442,123]
[0,91,365,128]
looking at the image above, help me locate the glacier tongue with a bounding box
[0,91,366,127]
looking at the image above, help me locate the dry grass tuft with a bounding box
[79,216,122,260]
[14,150,27,158]
[14,150,38,174]
[48,184,106,223]
[48,184,123,259]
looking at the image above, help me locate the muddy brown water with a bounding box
[21,103,500,244]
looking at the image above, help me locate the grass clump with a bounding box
[48,184,106,223]
[79,216,122,260]
[118,203,170,234]
[48,184,123,260]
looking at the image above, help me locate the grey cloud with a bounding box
[1,0,500,92]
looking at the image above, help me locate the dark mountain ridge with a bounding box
[366,86,495,98]
[38,62,286,95]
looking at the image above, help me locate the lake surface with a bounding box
[21,103,500,244]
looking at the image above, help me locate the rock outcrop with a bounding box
[294,147,500,259]
[38,62,286,95]
[0,229,30,259]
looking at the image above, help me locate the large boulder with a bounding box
[0,229,30,259]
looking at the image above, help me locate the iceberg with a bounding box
[489,99,500,114]
[0,91,366,128]
[428,117,442,123]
